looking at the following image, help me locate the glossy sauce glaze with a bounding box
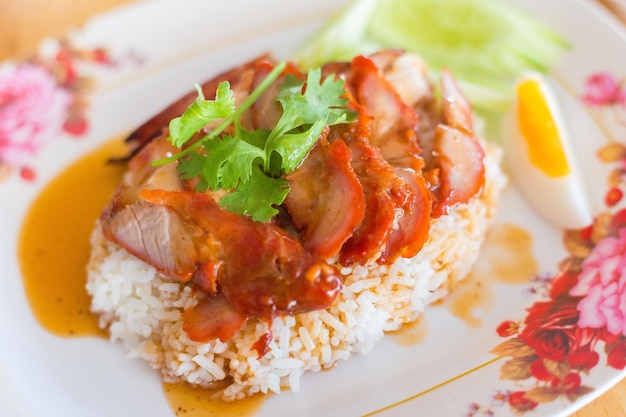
[18,138,264,417]
[18,138,127,337]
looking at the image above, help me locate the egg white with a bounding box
[502,71,593,230]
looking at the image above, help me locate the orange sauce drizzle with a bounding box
[18,138,127,337]
[389,317,429,347]
[445,223,539,328]
[162,383,265,417]
[18,137,265,416]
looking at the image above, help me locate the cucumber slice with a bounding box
[367,0,567,87]
[293,0,379,70]
[292,0,568,113]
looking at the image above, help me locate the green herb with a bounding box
[153,61,356,222]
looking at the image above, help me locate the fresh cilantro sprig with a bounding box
[153,61,356,222]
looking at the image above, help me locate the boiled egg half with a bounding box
[503,71,593,230]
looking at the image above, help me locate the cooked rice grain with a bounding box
[87,144,506,400]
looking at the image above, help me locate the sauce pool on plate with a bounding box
[18,138,127,337]
[18,137,265,417]
[164,382,265,417]
[444,223,539,328]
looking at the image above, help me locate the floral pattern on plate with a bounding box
[0,38,128,182]
[2,3,625,413]
[467,71,626,416]
[586,73,626,208]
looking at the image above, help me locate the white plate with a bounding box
[2,0,626,416]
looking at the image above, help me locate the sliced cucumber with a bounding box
[293,0,378,70]
[292,0,568,113]
[367,0,567,88]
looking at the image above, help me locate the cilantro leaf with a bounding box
[265,69,357,172]
[275,69,356,128]
[201,134,265,189]
[218,165,289,222]
[153,61,355,222]
[178,152,211,190]
[267,119,327,173]
[168,82,235,148]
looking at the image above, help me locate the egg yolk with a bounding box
[516,78,569,177]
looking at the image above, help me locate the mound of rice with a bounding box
[86,142,506,400]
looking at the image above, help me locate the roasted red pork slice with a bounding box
[347,55,432,262]
[430,70,486,217]
[284,133,365,260]
[95,49,489,348]
[102,187,343,341]
[86,48,504,402]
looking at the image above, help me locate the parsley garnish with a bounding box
[153,61,356,222]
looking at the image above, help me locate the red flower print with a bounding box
[549,270,581,298]
[496,320,518,337]
[508,391,538,414]
[518,296,600,361]
[556,372,582,394]
[90,47,110,64]
[19,166,36,181]
[522,298,581,336]
[568,345,600,370]
[611,208,626,230]
[54,49,79,87]
[605,187,624,206]
[597,326,623,345]
[606,340,626,369]
[526,329,571,361]
[529,359,553,381]
[63,117,89,136]
[581,72,626,107]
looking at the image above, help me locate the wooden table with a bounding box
[1,1,625,416]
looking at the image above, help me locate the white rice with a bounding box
[86,144,506,401]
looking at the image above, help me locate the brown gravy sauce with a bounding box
[18,138,263,416]
[392,223,539,341]
[389,317,429,346]
[18,138,127,337]
[163,383,265,417]
[17,138,539,414]
[444,223,538,328]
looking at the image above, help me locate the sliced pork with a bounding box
[430,70,485,217]
[284,132,365,259]
[99,50,489,345]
